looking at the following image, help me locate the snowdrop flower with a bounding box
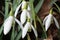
[20,9,32,24]
[4,16,23,35]
[4,10,23,35]
[4,16,14,35]
[14,0,31,24]
[27,5,31,11]
[20,9,27,24]
[14,1,27,17]
[22,21,38,38]
[20,3,32,24]
[43,13,59,31]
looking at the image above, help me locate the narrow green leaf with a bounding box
[50,0,57,6]
[13,0,22,11]
[15,26,21,38]
[11,27,15,40]
[0,34,3,40]
[17,0,22,5]
[5,0,11,19]
[5,1,9,19]
[0,25,3,35]
[53,2,60,13]
[29,0,34,3]
[35,0,44,14]
[27,33,31,40]
[15,30,22,40]
[37,16,47,38]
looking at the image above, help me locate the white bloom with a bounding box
[27,5,31,11]
[20,7,31,24]
[53,16,59,29]
[43,14,59,31]
[45,14,52,31]
[20,9,27,24]
[14,3,22,17]
[4,16,14,35]
[15,18,23,30]
[27,11,31,19]
[14,0,31,24]
[22,22,38,38]
[4,16,23,35]
[14,1,27,17]
[27,11,32,23]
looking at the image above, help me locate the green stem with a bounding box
[37,16,47,38]
[53,2,60,12]
[11,26,14,40]
[27,33,31,40]
[11,19,15,40]
[29,0,38,39]
[29,0,37,29]
[50,8,53,14]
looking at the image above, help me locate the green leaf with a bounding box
[15,30,22,40]
[29,0,34,3]
[13,0,22,11]
[5,1,9,19]
[53,3,60,13]
[17,0,22,5]
[35,0,44,14]
[14,26,21,38]
[50,0,57,6]
[11,27,15,40]
[0,25,3,35]
[37,16,47,38]
[0,34,3,40]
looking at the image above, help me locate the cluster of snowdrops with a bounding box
[4,0,60,39]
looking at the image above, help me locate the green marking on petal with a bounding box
[22,1,28,10]
[27,18,30,22]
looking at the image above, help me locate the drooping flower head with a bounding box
[4,8,23,35]
[43,8,60,31]
[14,0,37,38]
[4,9,14,35]
[14,0,31,24]
[22,18,38,38]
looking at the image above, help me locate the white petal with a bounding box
[22,22,30,38]
[27,11,31,19]
[15,18,23,30]
[45,14,52,31]
[27,11,32,23]
[4,16,13,35]
[22,1,27,9]
[14,3,22,17]
[20,9,27,24]
[53,16,59,29]
[31,24,38,37]
[27,5,31,11]
[43,15,48,25]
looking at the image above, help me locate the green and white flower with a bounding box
[14,0,37,38]
[4,16,23,35]
[4,10,23,35]
[22,21,38,38]
[14,1,27,17]
[14,0,32,24]
[43,13,59,31]
[4,16,14,35]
